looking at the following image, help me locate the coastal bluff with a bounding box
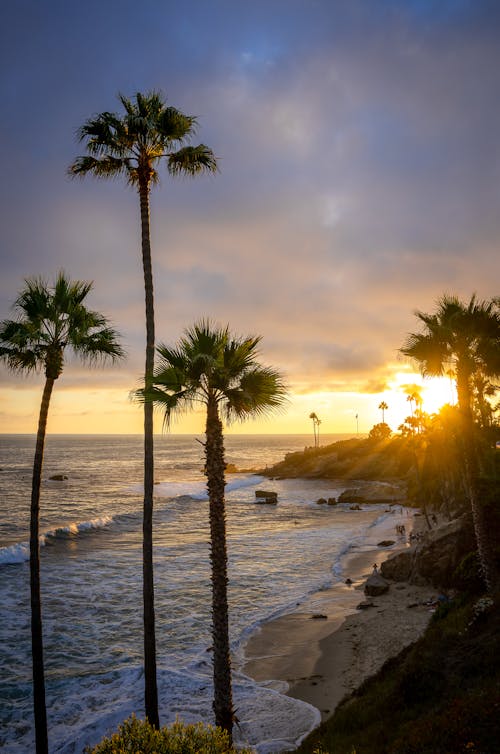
[259,436,415,485]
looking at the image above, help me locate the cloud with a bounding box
[1,0,499,431]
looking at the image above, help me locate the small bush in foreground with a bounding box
[85,715,256,754]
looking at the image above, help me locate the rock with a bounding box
[350,504,362,510]
[364,572,390,596]
[380,514,476,589]
[255,490,278,504]
[338,482,405,505]
[316,497,327,505]
[327,497,337,505]
[311,613,328,620]
[356,600,376,609]
[345,578,353,585]
[49,474,68,481]
[377,540,395,547]
[338,492,366,504]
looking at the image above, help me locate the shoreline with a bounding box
[242,507,437,739]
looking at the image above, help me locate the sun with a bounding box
[390,372,456,426]
[420,376,456,413]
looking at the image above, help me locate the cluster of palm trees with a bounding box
[400,293,500,591]
[0,91,286,753]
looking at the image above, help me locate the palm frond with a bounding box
[157,106,197,142]
[223,367,288,423]
[167,145,218,176]
[68,155,130,180]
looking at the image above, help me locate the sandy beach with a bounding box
[242,509,438,726]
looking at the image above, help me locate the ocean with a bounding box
[0,433,396,753]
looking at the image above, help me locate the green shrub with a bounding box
[85,715,256,754]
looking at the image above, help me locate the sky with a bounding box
[0,0,499,436]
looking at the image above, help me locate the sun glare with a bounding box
[421,376,456,414]
[392,373,456,417]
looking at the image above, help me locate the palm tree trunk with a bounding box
[139,176,159,727]
[457,363,496,590]
[31,377,54,754]
[205,397,234,739]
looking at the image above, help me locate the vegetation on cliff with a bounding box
[262,435,417,482]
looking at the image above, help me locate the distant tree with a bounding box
[398,416,419,437]
[140,321,286,741]
[400,294,500,591]
[69,91,217,726]
[0,273,124,754]
[369,422,392,441]
[309,412,321,447]
[378,401,388,424]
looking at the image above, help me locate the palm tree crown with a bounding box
[69,91,217,187]
[0,273,124,376]
[149,321,287,426]
[400,294,500,417]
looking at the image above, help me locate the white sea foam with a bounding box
[132,473,266,501]
[0,540,32,565]
[0,516,114,566]
[2,664,320,754]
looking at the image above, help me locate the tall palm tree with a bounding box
[141,321,286,740]
[400,294,500,590]
[378,401,388,423]
[0,273,124,754]
[69,91,217,726]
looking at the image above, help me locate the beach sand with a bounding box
[242,509,438,725]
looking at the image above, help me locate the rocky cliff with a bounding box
[381,514,477,589]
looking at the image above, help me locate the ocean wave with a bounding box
[0,516,114,566]
[150,474,265,501]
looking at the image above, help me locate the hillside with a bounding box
[261,436,416,482]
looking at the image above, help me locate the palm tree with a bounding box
[309,412,320,447]
[400,294,500,590]
[69,91,217,726]
[378,401,388,423]
[141,321,286,740]
[0,273,124,754]
[400,294,500,421]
